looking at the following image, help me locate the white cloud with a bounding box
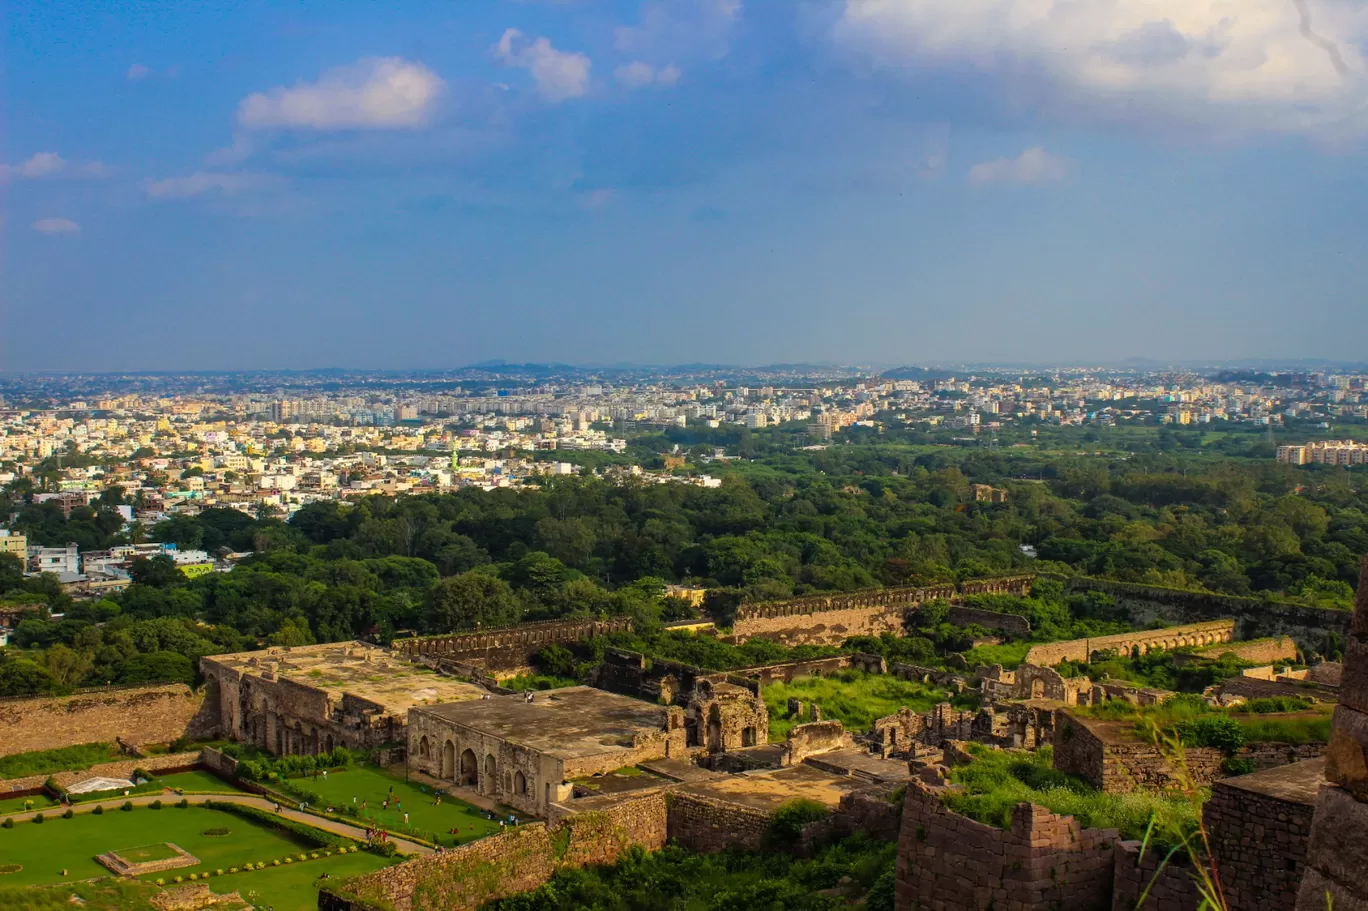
[127,63,153,81]
[967,146,1071,186]
[615,0,741,61]
[143,171,278,199]
[615,61,682,88]
[237,58,445,130]
[205,134,255,167]
[1,152,66,180]
[32,217,80,234]
[494,29,592,102]
[831,0,1368,136]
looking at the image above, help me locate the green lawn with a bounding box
[961,641,1032,670]
[0,805,312,887]
[0,743,124,780]
[762,670,980,742]
[209,847,392,911]
[157,769,247,793]
[0,794,60,815]
[286,765,505,846]
[116,843,181,863]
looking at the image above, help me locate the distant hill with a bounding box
[880,366,961,381]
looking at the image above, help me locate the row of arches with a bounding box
[416,735,529,799]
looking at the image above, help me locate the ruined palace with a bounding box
[200,641,486,755]
[407,686,690,816]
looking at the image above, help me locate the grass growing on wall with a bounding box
[0,743,124,780]
[960,641,1032,670]
[762,670,980,742]
[942,744,1200,847]
[1075,694,1333,746]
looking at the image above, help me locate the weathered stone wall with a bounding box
[1196,635,1298,665]
[1054,575,1353,647]
[1023,619,1236,667]
[322,791,669,911]
[781,721,851,765]
[1110,840,1202,911]
[1205,774,1316,911]
[0,684,212,759]
[803,786,903,845]
[391,617,633,669]
[894,785,1118,911]
[665,790,774,853]
[1296,554,1368,910]
[946,606,1031,638]
[958,575,1035,597]
[0,750,202,798]
[1052,712,1321,793]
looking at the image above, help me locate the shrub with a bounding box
[173,876,183,883]
[62,809,73,819]
[92,805,103,816]
[120,801,133,812]
[364,841,399,858]
[0,864,21,874]
[216,869,224,876]
[768,799,830,844]
[1,818,13,829]
[1221,757,1256,775]
[272,860,280,866]
[203,827,231,837]
[31,814,43,825]
[177,798,189,808]
[155,878,165,885]
[284,857,294,865]
[150,800,162,810]
[1176,716,1246,754]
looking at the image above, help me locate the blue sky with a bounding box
[4,0,1368,371]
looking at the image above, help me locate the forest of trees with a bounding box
[1,441,1364,697]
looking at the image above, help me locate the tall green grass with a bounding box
[943,744,1199,848]
[762,670,979,742]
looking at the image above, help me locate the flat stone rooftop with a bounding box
[676,763,866,811]
[1217,757,1326,807]
[205,641,486,714]
[803,749,913,783]
[412,686,670,761]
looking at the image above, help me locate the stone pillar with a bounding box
[1296,555,1368,910]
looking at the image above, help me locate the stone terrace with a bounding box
[204,642,487,715]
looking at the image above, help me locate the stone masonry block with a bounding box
[1302,784,1368,890]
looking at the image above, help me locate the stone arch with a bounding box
[418,736,430,760]
[442,740,457,779]
[460,748,478,787]
[309,728,320,756]
[1030,677,1046,700]
[514,770,526,795]
[484,754,497,795]
[294,722,304,755]
[325,734,335,754]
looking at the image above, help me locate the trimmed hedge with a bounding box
[200,800,353,849]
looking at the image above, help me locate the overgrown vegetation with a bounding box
[1078,694,1332,747]
[761,670,979,741]
[482,836,898,911]
[942,744,1199,849]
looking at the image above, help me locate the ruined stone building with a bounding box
[407,686,689,817]
[200,642,486,756]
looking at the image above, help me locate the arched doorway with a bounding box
[460,749,478,787]
[1030,677,1045,700]
[418,736,430,760]
[325,734,335,754]
[442,740,456,779]
[514,770,526,796]
[483,755,497,795]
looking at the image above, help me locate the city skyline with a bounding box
[5,1,1368,372]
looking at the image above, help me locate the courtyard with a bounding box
[286,763,507,846]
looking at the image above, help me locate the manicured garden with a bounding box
[0,804,313,887]
[284,764,506,846]
[156,769,249,794]
[209,846,391,911]
[762,670,980,741]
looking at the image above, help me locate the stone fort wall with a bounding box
[1055,576,1354,645]
[1022,619,1236,667]
[391,616,633,670]
[1205,773,1317,911]
[728,576,1034,647]
[0,684,214,759]
[321,790,670,911]
[894,785,1118,911]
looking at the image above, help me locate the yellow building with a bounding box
[0,532,27,558]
